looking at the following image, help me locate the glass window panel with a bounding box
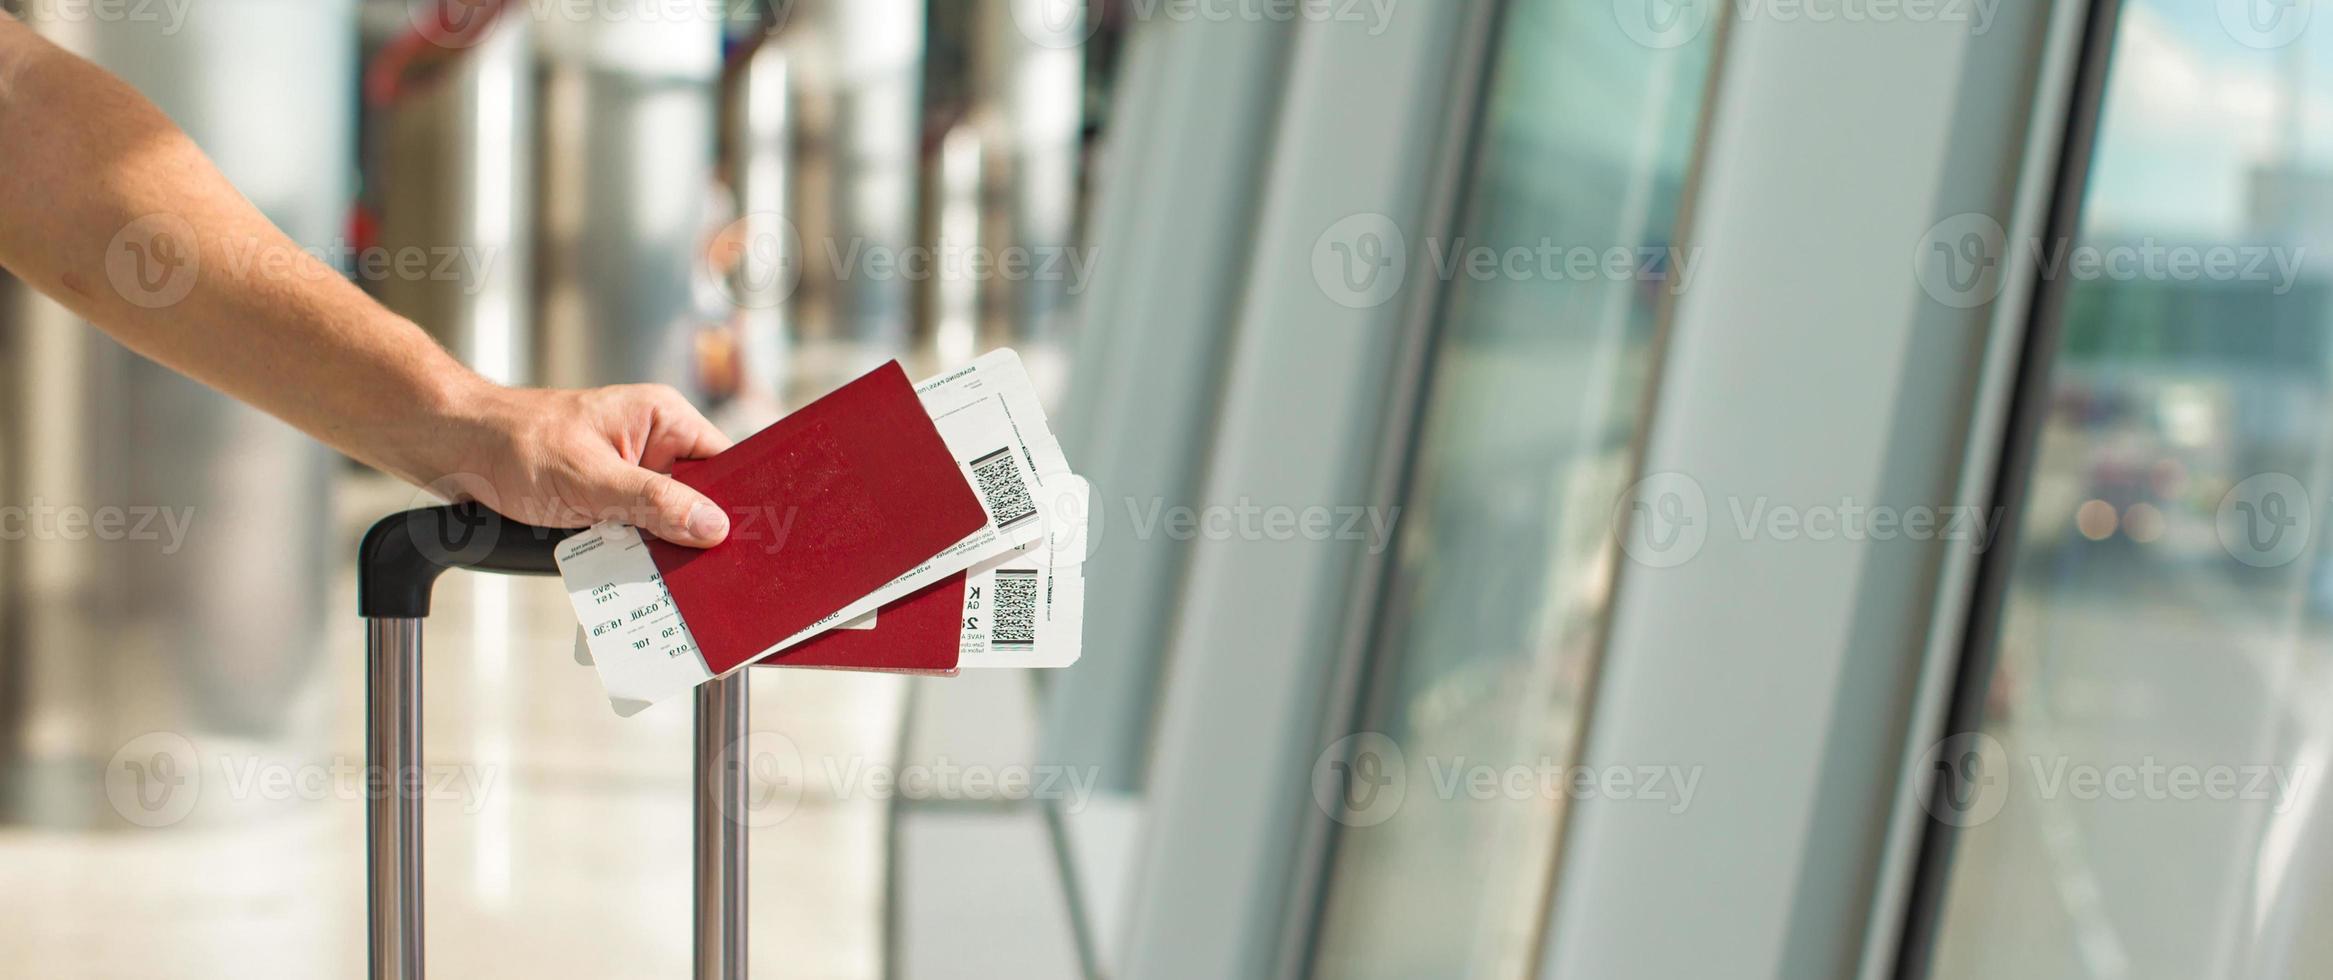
[1304,2,1718,976]
[1930,3,2333,978]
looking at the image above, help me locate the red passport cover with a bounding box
[645,362,987,676]
[767,573,966,673]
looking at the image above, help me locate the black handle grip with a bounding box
[359,503,582,618]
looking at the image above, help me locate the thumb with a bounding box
[592,464,730,548]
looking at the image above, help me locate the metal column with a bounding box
[366,618,426,980]
[693,675,751,980]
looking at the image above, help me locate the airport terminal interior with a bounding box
[5,0,2333,977]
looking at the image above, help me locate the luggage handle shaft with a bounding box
[359,505,748,980]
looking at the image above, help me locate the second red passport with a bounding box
[644,362,987,676]
[773,573,967,673]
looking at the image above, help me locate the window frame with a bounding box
[1536,3,2107,978]
[1105,7,1506,979]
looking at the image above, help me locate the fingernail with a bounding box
[686,502,729,544]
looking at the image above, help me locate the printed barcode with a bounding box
[991,570,1039,648]
[970,447,1039,529]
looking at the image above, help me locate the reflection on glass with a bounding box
[1931,4,2333,978]
[1304,2,1716,976]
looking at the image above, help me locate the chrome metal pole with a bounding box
[693,673,750,980]
[367,617,426,980]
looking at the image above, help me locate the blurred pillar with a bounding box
[971,0,1085,356]
[536,16,724,389]
[368,2,537,384]
[0,1,353,824]
[787,0,925,366]
[929,126,985,367]
[726,39,794,396]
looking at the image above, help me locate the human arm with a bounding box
[0,15,732,546]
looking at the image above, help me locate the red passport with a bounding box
[644,362,987,676]
[770,573,967,673]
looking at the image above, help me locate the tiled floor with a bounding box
[0,473,902,979]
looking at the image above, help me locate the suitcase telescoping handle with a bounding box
[358,504,750,980]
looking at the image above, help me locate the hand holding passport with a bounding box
[557,349,1088,715]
